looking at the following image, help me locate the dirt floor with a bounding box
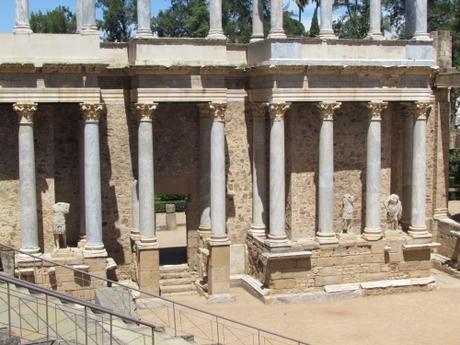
[168,269,460,345]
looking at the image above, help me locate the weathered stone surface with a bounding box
[95,286,138,319]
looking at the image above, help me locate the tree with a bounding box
[309,0,320,37]
[295,0,308,23]
[96,0,136,42]
[30,6,76,33]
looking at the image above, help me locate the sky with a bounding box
[0,0,318,33]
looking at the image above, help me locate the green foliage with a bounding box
[96,0,136,42]
[333,0,371,39]
[30,6,76,33]
[449,150,460,185]
[283,11,306,37]
[155,194,189,213]
[309,4,320,37]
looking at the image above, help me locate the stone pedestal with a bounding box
[207,240,231,295]
[165,204,177,230]
[135,242,160,295]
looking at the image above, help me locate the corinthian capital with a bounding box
[316,102,341,121]
[13,103,38,124]
[209,103,227,122]
[269,103,290,121]
[412,102,432,121]
[367,101,388,121]
[251,103,268,118]
[136,103,158,122]
[80,103,105,122]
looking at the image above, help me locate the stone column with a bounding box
[319,0,336,39]
[14,0,32,34]
[366,0,384,40]
[316,102,341,244]
[250,103,268,237]
[268,103,290,242]
[268,0,286,39]
[13,103,39,254]
[78,119,86,247]
[408,102,432,239]
[210,103,227,240]
[363,102,388,241]
[197,104,212,235]
[207,0,226,39]
[402,113,414,228]
[136,103,158,245]
[251,0,264,42]
[131,179,140,240]
[81,0,98,34]
[405,0,416,39]
[81,103,107,257]
[136,0,153,38]
[76,0,83,33]
[413,0,430,40]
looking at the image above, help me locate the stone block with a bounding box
[315,275,343,287]
[272,279,296,290]
[95,286,138,319]
[208,244,230,295]
[403,249,431,262]
[318,266,339,277]
[317,256,337,267]
[136,246,159,294]
[230,244,246,275]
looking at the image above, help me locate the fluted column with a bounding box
[197,104,213,234]
[316,102,341,244]
[268,0,286,39]
[210,103,227,240]
[208,0,226,40]
[366,0,384,40]
[14,0,32,34]
[319,0,336,39]
[268,103,290,242]
[136,103,158,245]
[81,104,107,257]
[363,102,387,241]
[408,102,432,239]
[136,0,153,38]
[413,0,430,40]
[250,103,268,236]
[81,0,98,34]
[14,103,39,254]
[251,0,264,42]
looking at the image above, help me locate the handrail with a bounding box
[0,272,160,332]
[1,243,309,345]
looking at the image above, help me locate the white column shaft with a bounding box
[138,121,156,242]
[414,0,429,40]
[208,0,225,39]
[365,120,382,232]
[76,0,83,33]
[410,118,427,229]
[14,0,32,34]
[368,0,383,39]
[199,115,212,231]
[210,120,226,238]
[81,0,97,33]
[19,121,39,252]
[405,0,416,38]
[132,180,140,233]
[319,0,335,39]
[251,0,264,42]
[252,113,267,232]
[268,0,286,39]
[137,0,153,38]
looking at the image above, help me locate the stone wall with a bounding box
[435,218,460,261]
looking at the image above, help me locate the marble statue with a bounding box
[384,194,402,230]
[53,202,70,250]
[341,194,354,233]
[455,97,460,129]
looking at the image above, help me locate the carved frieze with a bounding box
[13,103,38,124]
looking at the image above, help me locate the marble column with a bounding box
[413,0,430,40]
[136,0,153,38]
[13,103,39,254]
[316,102,341,244]
[14,0,32,34]
[268,103,290,242]
[136,103,158,245]
[76,0,83,33]
[402,112,414,228]
[197,104,212,234]
[250,103,268,236]
[131,179,140,240]
[366,0,384,40]
[81,0,98,34]
[251,0,264,42]
[78,119,86,245]
[210,103,227,240]
[268,0,286,39]
[408,102,432,239]
[81,103,107,257]
[207,0,226,40]
[405,0,416,39]
[363,102,387,241]
[319,0,336,39]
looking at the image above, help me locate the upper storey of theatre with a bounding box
[0,0,437,70]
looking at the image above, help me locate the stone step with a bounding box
[160,284,196,295]
[160,278,194,287]
[159,264,189,273]
[160,271,194,280]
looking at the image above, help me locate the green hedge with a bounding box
[154,200,187,213]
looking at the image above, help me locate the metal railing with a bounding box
[0,273,159,345]
[0,243,310,345]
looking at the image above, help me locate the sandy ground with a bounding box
[156,212,187,248]
[165,269,460,345]
[449,200,460,222]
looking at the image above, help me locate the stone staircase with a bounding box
[0,279,194,345]
[160,265,198,297]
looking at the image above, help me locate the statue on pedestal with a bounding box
[341,194,354,233]
[53,202,70,250]
[384,194,402,230]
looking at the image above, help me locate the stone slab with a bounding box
[94,286,138,319]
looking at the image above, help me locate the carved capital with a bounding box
[316,102,341,121]
[197,103,211,118]
[209,103,227,122]
[412,102,432,121]
[13,103,38,124]
[80,103,104,122]
[135,103,158,122]
[269,103,290,121]
[367,102,388,121]
[251,103,268,118]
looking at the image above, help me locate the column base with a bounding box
[137,237,158,249]
[412,33,432,41]
[80,27,99,35]
[207,31,227,40]
[433,208,449,219]
[362,228,383,241]
[319,30,337,40]
[17,248,41,263]
[77,236,86,249]
[130,230,141,241]
[408,226,432,239]
[365,32,385,40]
[316,232,339,245]
[135,30,153,39]
[83,244,108,258]
[248,224,266,237]
[135,242,160,294]
[207,240,231,295]
[250,36,264,43]
[266,233,288,243]
[267,30,287,39]
[13,26,32,34]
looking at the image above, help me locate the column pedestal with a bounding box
[207,239,231,295]
[135,242,160,294]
